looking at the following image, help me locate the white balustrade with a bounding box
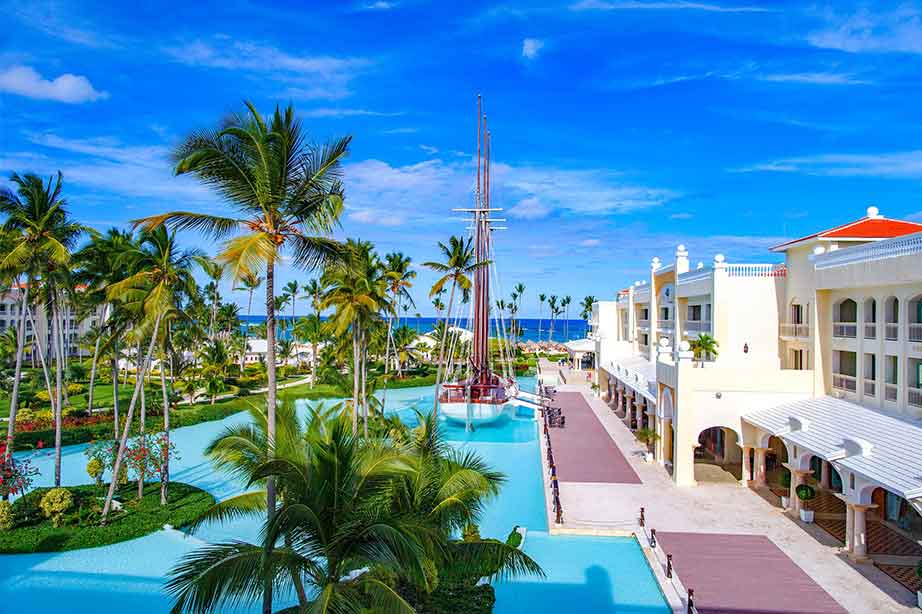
[885,323,899,341]
[864,380,876,397]
[724,263,787,277]
[832,373,857,392]
[779,322,809,338]
[909,323,922,343]
[815,232,922,269]
[864,323,876,339]
[833,322,857,338]
[909,387,922,408]
[885,383,898,402]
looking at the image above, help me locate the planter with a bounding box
[780,495,790,509]
[917,589,922,609]
[644,451,654,463]
[799,509,815,523]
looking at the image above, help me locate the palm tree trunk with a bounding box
[361,330,368,438]
[351,324,359,435]
[160,346,170,506]
[52,303,64,487]
[112,336,120,437]
[25,306,55,425]
[101,313,162,522]
[86,304,108,415]
[138,338,146,500]
[4,282,30,475]
[263,255,277,614]
[431,282,456,415]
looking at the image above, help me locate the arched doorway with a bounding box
[764,435,790,497]
[695,427,741,483]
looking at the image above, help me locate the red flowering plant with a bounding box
[123,434,157,487]
[148,433,180,483]
[0,443,40,499]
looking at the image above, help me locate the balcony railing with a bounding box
[909,323,922,343]
[658,319,674,332]
[815,231,922,269]
[725,263,787,277]
[910,387,922,408]
[833,322,857,338]
[885,323,899,341]
[885,383,898,402]
[864,380,876,397]
[638,319,650,329]
[685,320,711,334]
[780,322,809,338]
[864,323,876,339]
[832,373,857,392]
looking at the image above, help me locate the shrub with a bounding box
[67,364,87,382]
[779,470,791,489]
[0,500,13,530]
[916,559,922,580]
[34,390,51,403]
[40,488,73,527]
[795,483,816,502]
[86,458,104,485]
[66,383,86,395]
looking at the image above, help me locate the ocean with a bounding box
[240,315,588,344]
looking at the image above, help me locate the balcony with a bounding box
[864,380,876,396]
[864,323,876,339]
[658,319,674,333]
[910,387,922,408]
[885,323,899,341]
[909,324,922,343]
[685,320,711,334]
[833,322,857,339]
[779,322,809,338]
[637,319,650,330]
[832,373,857,393]
[885,383,898,402]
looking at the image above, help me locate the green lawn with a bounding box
[0,482,214,553]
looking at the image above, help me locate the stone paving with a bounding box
[539,365,917,613]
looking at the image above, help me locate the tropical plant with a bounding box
[424,236,488,414]
[690,333,719,364]
[580,295,596,321]
[537,293,546,341]
[562,295,572,340]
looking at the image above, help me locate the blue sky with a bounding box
[3,1,922,316]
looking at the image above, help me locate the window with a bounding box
[687,305,702,321]
[640,308,649,321]
[885,355,898,385]
[864,353,876,380]
[791,349,805,370]
[660,307,670,321]
[849,474,855,490]
[791,303,804,325]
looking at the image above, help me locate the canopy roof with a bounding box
[603,355,656,403]
[564,338,595,354]
[745,396,922,500]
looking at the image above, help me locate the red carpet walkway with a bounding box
[656,532,846,614]
[547,391,641,484]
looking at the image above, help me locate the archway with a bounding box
[694,427,741,483]
[764,435,790,496]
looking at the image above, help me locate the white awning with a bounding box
[564,338,595,354]
[602,355,656,404]
[745,396,922,501]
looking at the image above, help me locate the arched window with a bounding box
[885,296,899,340]
[864,298,877,340]
[834,299,858,338]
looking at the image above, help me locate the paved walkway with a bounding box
[538,374,917,613]
[657,531,846,614]
[547,391,640,484]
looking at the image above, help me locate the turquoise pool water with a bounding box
[0,378,668,613]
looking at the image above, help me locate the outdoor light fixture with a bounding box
[743,343,749,354]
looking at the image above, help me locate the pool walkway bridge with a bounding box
[534,358,917,613]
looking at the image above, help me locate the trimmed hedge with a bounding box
[0,482,214,553]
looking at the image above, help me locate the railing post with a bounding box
[639,507,645,527]
[666,553,673,578]
[687,588,695,612]
[650,528,657,548]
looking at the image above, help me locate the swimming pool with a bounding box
[0,378,669,613]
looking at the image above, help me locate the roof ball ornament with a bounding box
[679,340,690,352]
[659,337,670,347]
[866,205,882,219]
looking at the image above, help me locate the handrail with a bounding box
[642,522,697,613]
[815,232,922,270]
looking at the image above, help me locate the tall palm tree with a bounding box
[234,271,262,370]
[101,226,199,519]
[136,103,349,602]
[580,295,596,321]
[194,256,225,340]
[0,172,83,478]
[537,293,546,341]
[547,295,558,342]
[383,251,415,376]
[423,236,488,414]
[282,279,299,326]
[302,278,326,387]
[562,295,572,341]
[292,313,324,376]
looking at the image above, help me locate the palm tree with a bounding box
[282,279,299,327]
[391,325,420,375]
[292,313,324,377]
[0,172,84,483]
[537,293,546,341]
[383,251,415,376]
[194,256,225,340]
[562,295,572,340]
[137,103,349,599]
[547,295,558,342]
[234,271,262,344]
[101,225,199,520]
[302,278,326,387]
[580,295,596,322]
[690,333,719,365]
[423,236,488,414]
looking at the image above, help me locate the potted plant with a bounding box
[779,471,791,509]
[635,427,660,463]
[915,560,922,608]
[796,484,816,523]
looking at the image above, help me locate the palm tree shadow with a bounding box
[495,564,627,613]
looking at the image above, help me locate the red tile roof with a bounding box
[770,209,922,252]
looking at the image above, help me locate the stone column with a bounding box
[662,418,673,465]
[788,468,812,514]
[820,460,831,490]
[635,397,644,430]
[752,448,768,487]
[739,445,752,486]
[849,504,876,562]
[649,257,660,362]
[654,416,665,463]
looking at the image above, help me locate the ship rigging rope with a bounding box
[487,233,514,383]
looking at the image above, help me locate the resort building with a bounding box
[592,206,922,568]
[0,285,103,360]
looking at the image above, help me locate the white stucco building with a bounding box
[593,206,922,565]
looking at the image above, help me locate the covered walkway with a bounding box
[546,391,641,484]
[656,531,846,614]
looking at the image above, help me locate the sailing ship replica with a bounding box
[438,96,519,429]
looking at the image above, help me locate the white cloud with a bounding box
[359,1,395,9]
[732,151,922,178]
[382,127,419,134]
[3,132,216,205]
[758,72,870,85]
[342,157,677,227]
[522,38,545,60]
[0,65,108,103]
[579,238,602,247]
[571,1,770,13]
[419,145,439,155]
[303,107,400,118]
[509,197,552,219]
[808,8,922,55]
[670,212,693,219]
[10,5,123,48]
[164,38,369,100]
